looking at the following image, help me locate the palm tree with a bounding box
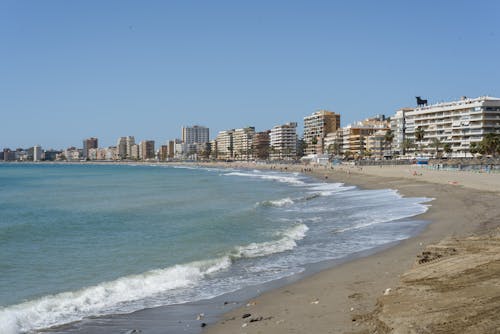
[430,138,442,158]
[384,129,394,158]
[415,126,425,155]
[402,139,414,155]
[443,143,452,156]
[481,133,500,157]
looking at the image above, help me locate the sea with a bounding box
[0,163,431,333]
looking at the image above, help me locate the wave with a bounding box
[259,197,295,207]
[306,182,355,196]
[331,203,430,234]
[0,224,309,334]
[0,258,231,334]
[224,171,305,185]
[231,224,308,259]
[257,193,321,208]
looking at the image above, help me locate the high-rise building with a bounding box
[140,140,155,160]
[303,110,341,155]
[160,145,169,161]
[390,108,413,155]
[233,127,255,161]
[182,126,209,145]
[167,140,175,159]
[130,144,140,160]
[215,130,234,160]
[270,122,298,160]
[405,96,500,157]
[126,136,135,159]
[33,145,42,162]
[82,137,98,159]
[117,137,127,159]
[252,131,270,160]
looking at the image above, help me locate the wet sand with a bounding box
[200,162,500,334]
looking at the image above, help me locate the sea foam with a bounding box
[232,224,308,259]
[0,257,231,334]
[224,171,305,185]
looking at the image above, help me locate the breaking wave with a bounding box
[0,224,309,334]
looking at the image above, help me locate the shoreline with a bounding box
[200,162,500,333]
[38,162,500,333]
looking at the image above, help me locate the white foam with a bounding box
[232,224,308,259]
[307,182,355,196]
[224,171,305,185]
[0,257,231,334]
[259,197,295,207]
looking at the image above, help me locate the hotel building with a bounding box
[405,96,500,157]
[270,122,298,160]
[303,110,340,155]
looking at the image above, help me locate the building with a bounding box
[33,145,42,162]
[390,108,413,155]
[270,122,297,160]
[252,130,270,160]
[117,137,127,159]
[64,147,81,161]
[167,140,175,159]
[126,136,135,159]
[233,127,255,161]
[323,131,343,156]
[160,145,169,161]
[140,140,155,160]
[82,137,98,159]
[182,126,209,145]
[3,148,15,161]
[130,144,140,160]
[215,130,234,160]
[303,110,341,155]
[341,116,389,156]
[405,96,500,157]
[366,130,389,159]
[44,149,61,161]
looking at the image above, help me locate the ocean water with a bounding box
[0,164,431,333]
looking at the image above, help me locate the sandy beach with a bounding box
[197,162,500,334]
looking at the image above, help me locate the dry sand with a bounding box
[198,162,500,334]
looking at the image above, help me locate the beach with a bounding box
[200,163,500,333]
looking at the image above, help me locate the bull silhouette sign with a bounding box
[416,96,428,107]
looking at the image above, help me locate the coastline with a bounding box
[37,162,500,333]
[200,162,500,333]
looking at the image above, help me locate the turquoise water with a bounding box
[0,164,431,333]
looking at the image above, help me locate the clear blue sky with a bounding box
[1,0,499,149]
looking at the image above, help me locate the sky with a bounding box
[1,0,499,149]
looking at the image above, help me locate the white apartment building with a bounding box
[390,108,413,155]
[182,125,209,145]
[233,127,255,161]
[270,122,297,160]
[33,145,42,162]
[405,96,500,157]
[215,129,234,160]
